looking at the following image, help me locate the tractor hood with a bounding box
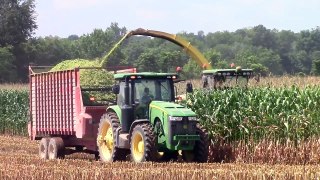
[149,101,196,117]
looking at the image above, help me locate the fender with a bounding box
[106,105,121,122]
[129,119,150,136]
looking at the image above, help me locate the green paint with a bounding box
[150,101,196,117]
[107,105,121,122]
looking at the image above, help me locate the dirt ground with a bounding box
[0,135,320,180]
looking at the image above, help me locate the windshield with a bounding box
[134,79,173,104]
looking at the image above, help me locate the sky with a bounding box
[34,0,320,38]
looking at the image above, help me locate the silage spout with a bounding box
[99,32,132,68]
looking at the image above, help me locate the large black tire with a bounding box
[182,124,209,163]
[97,112,128,162]
[48,137,65,159]
[130,123,157,163]
[158,151,179,162]
[75,146,83,152]
[39,137,50,160]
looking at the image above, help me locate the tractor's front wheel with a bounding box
[97,112,128,162]
[130,123,157,163]
[182,124,209,163]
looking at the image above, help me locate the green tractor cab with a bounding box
[202,68,254,89]
[97,72,209,163]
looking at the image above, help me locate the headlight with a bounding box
[169,116,183,121]
[188,117,197,121]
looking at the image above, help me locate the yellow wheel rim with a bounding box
[98,121,113,160]
[132,132,144,162]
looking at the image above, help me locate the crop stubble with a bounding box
[0,135,319,180]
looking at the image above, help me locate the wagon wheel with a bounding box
[39,137,50,160]
[48,137,65,159]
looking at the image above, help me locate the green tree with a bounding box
[214,44,236,60]
[75,29,112,59]
[204,49,221,66]
[276,30,296,73]
[215,60,230,69]
[122,36,149,66]
[0,46,16,82]
[0,0,37,82]
[249,63,268,76]
[158,50,183,72]
[256,47,282,74]
[182,59,202,79]
[206,31,236,48]
[0,0,37,46]
[135,49,159,72]
[69,23,127,66]
[24,36,72,66]
[311,51,320,75]
[252,25,277,50]
[297,28,320,53]
[235,47,281,74]
[288,50,311,74]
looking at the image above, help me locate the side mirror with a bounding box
[186,82,193,93]
[112,84,120,94]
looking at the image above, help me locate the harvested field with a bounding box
[0,135,320,180]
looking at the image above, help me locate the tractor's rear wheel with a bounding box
[130,123,157,163]
[97,112,128,162]
[182,124,209,163]
[48,137,65,159]
[39,137,50,160]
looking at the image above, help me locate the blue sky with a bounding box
[34,0,319,38]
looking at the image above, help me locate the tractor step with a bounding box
[116,130,130,149]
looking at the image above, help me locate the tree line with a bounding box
[1,0,320,83]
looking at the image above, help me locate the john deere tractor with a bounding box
[97,72,209,163]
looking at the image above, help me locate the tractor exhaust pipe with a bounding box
[121,77,134,133]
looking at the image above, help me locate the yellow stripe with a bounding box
[150,104,168,115]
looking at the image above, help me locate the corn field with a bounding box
[188,85,320,142]
[0,89,29,135]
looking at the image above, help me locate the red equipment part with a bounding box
[28,66,107,151]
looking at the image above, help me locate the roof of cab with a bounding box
[203,69,253,75]
[114,72,178,80]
